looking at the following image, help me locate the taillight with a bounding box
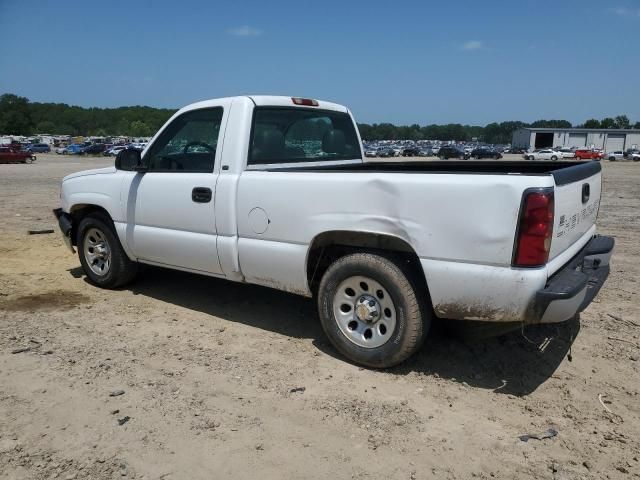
[292,97,318,106]
[513,189,554,267]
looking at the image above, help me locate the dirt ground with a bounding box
[1,154,638,480]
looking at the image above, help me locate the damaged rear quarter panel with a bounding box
[235,170,553,313]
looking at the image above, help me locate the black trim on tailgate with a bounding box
[552,160,600,186]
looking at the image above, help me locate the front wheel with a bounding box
[551,155,558,161]
[77,213,138,289]
[317,253,429,368]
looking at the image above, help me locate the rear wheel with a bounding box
[77,213,138,289]
[551,155,558,161]
[317,253,429,368]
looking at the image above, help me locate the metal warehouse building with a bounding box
[512,128,640,151]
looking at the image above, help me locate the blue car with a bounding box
[27,143,51,153]
[63,144,84,155]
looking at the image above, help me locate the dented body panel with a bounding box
[57,95,613,325]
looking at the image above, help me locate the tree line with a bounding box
[1,93,638,143]
[359,115,639,144]
[0,93,176,138]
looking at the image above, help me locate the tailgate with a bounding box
[549,162,601,261]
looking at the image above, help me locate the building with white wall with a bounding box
[512,128,640,152]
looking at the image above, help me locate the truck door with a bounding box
[125,105,227,274]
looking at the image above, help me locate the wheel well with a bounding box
[306,231,430,300]
[69,204,111,245]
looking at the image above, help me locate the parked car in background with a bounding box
[624,148,639,159]
[377,147,395,158]
[557,148,576,159]
[104,145,127,157]
[62,144,84,155]
[402,146,420,157]
[438,145,469,159]
[0,146,36,163]
[364,147,378,157]
[27,143,51,153]
[55,146,68,154]
[606,151,625,161]
[470,147,502,159]
[524,149,560,161]
[574,149,604,161]
[82,144,107,155]
[418,147,433,157]
[629,152,640,161]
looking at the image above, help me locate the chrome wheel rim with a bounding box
[332,275,397,349]
[83,227,111,276]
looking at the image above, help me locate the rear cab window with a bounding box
[248,107,362,166]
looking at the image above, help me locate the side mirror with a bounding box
[115,148,146,171]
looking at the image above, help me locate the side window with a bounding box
[248,107,362,165]
[144,107,223,172]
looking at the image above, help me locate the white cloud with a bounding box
[461,40,483,51]
[227,25,263,37]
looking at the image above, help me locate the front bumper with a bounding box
[53,208,75,253]
[531,235,614,323]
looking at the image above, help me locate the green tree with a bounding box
[600,118,617,129]
[0,94,34,134]
[582,119,601,128]
[614,115,630,129]
[56,124,77,135]
[35,120,56,133]
[129,120,152,137]
[530,119,572,128]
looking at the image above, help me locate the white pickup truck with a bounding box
[54,96,614,367]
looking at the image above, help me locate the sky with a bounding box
[1,0,639,125]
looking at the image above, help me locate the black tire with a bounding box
[77,213,137,289]
[609,156,615,161]
[551,155,558,161]
[317,253,429,368]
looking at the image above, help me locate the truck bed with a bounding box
[269,160,600,186]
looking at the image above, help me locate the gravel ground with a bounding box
[0,154,638,480]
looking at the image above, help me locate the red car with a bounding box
[0,146,36,164]
[574,149,604,160]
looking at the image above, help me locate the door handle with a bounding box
[581,183,590,204]
[192,187,212,203]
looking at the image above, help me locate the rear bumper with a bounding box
[530,235,614,323]
[53,208,75,253]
